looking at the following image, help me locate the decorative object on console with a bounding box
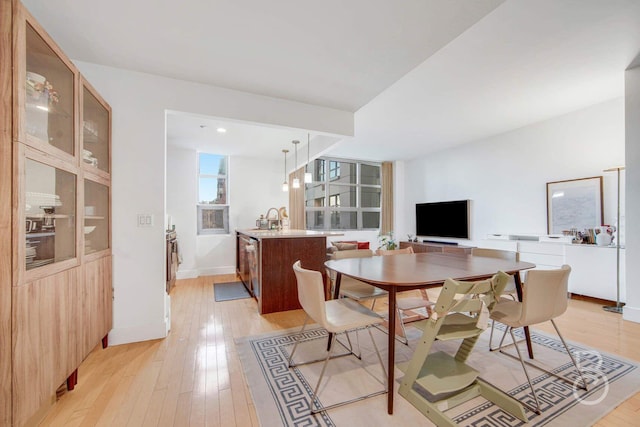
[595,226,614,246]
[546,176,603,235]
[603,166,625,314]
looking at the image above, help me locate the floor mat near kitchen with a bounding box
[213,281,251,302]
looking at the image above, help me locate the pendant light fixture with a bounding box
[304,133,313,183]
[281,149,289,192]
[292,140,300,189]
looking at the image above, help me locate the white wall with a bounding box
[167,147,288,277]
[74,61,353,345]
[624,63,640,322]
[401,98,625,244]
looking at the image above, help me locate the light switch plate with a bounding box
[137,214,154,227]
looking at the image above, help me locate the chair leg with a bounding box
[311,334,337,413]
[396,308,409,345]
[508,327,542,415]
[310,329,387,414]
[368,326,387,388]
[496,322,589,414]
[288,315,310,367]
[419,289,433,317]
[491,319,525,352]
[375,308,411,345]
[489,319,511,351]
[489,319,499,350]
[550,319,589,391]
[340,330,362,359]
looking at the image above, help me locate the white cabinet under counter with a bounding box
[517,241,566,270]
[565,245,625,302]
[478,234,624,303]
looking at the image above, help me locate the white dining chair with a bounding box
[289,260,387,414]
[490,265,589,414]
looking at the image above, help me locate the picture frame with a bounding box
[547,176,603,234]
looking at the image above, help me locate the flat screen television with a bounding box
[416,200,469,239]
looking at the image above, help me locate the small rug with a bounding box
[213,281,251,302]
[236,325,640,427]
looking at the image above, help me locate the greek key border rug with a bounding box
[236,325,640,427]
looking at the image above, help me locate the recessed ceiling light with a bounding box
[216,127,227,133]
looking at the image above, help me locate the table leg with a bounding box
[387,287,396,414]
[327,272,342,351]
[514,272,534,359]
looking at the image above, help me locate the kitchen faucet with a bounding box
[265,207,281,230]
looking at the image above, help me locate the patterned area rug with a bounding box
[236,325,640,426]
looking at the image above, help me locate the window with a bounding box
[304,158,381,230]
[197,153,229,234]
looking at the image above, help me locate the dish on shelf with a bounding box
[83,120,99,141]
[26,72,46,84]
[84,226,96,234]
[83,157,98,167]
[26,72,59,104]
[25,192,62,207]
[26,258,54,268]
[82,149,98,166]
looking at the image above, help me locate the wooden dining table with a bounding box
[324,252,535,414]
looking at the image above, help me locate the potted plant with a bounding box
[378,231,398,250]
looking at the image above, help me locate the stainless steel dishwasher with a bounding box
[246,239,260,297]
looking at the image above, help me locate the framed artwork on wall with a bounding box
[547,176,603,234]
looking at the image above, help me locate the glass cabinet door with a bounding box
[25,159,76,270]
[25,23,75,155]
[84,179,109,254]
[82,85,110,174]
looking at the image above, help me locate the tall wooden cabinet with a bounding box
[0,1,112,425]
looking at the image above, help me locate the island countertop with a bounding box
[236,229,343,240]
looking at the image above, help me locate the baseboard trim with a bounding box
[569,293,617,306]
[622,306,640,323]
[107,321,168,346]
[198,265,236,276]
[176,269,198,279]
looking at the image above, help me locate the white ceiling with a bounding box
[165,112,341,158]
[22,0,640,161]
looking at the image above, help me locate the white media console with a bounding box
[477,234,626,303]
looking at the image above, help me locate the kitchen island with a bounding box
[236,229,341,314]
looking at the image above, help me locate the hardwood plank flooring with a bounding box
[38,276,639,426]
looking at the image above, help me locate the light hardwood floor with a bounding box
[39,275,640,426]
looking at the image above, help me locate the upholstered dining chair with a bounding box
[376,247,435,343]
[289,261,387,414]
[329,246,434,344]
[327,249,387,309]
[490,265,589,414]
[471,247,519,348]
